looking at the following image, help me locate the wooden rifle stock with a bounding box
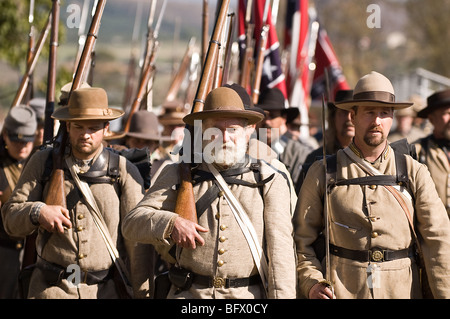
[44,0,106,207]
[175,0,231,223]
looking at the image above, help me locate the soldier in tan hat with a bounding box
[0,105,38,298]
[294,71,450,299]
[2,87,148,299]
[122,86,297,299]
[414,89,450,217]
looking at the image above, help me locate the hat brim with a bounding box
[126,131,172,141]
[417,100,450,118]
[51,106,124,121]
[335,100,413,111]
[183,110,264,126]
[8,134,35,143]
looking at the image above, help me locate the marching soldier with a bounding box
[122,87,297,299]
[414,89,450,217]
[1,87,148,298]
[257,88,314,187]
[294,71,450,299]
[0,105,38,298]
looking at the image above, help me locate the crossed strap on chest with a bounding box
[191,161,275,219]
[325,140,413,200]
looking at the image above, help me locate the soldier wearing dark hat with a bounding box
[295,71,450,299]
[257,87,314,186]
[0,105,38,298]
[2,87,149,298]
[414,89,450,217]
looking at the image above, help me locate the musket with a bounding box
[175,0,231,223]
[251,0,270,105]
[163,37,196,105]
[83,0,99,85]
[221,12,235,85]
[24,0,36,104]
[212,12,231,89]
[121,0,144,109]
[321,89,334,298]
[118,1,165,135]
[201,0,209,68]
[11,12,51,108]
[121,43,159,134]
[73,0,90,74]
[43,0,60,144]
[238,0,254,90]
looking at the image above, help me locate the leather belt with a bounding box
[36,257,113,285]
[329,244,414,262]
[0,237,24,250]
[192,273,261,289]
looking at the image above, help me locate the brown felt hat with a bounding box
[52,87,124,121]
[126,110,172,141]
[417,89,450,118]
[182,87,264,125]
[335,71,413,111]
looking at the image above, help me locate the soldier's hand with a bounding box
[309,282,336,299]
[171,216,208,249]
[39,204,72,233]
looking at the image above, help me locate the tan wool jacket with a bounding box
[414,136,450,217]
[1,146,147,299]
[294,145,450,299]
[122,158,297,299]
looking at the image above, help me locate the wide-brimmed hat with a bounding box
[183,87,264,125]
[158,100,189,126]
[417,89,450,118]
[52,87,124,121]
[126,110,171,141]
[3,105,37,142]
[335,71,413,111]
[257,88,299,123]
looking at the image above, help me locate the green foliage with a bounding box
[0,0,65,71]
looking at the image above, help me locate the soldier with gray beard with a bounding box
[122,87,297,299]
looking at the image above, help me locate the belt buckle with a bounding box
[370,249,384,262]
[213,277,225,288]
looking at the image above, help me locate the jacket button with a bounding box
[218,248,225,255]
[218,191,225,197]
[369,185,376,190]
[77,226,83,232]
[77,214,84,220]
[220,225,227,231]
[219,236,227,242]
[218,260,225,267]
[371,231,379,238]
[78,253,86,259]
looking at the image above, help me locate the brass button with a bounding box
[219,236,227,242]
[215,213,220,220]
[218,191,225,197]
[77,214,85,220]
[217,260,224,267]
[77,226,83,232]
[371,231,379,238]
[78,253,86,259]
[220,225,227,231]
[369,185,376,190]
[218,248,225,255]
[370,217,377,222]
[15,242,23,250]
